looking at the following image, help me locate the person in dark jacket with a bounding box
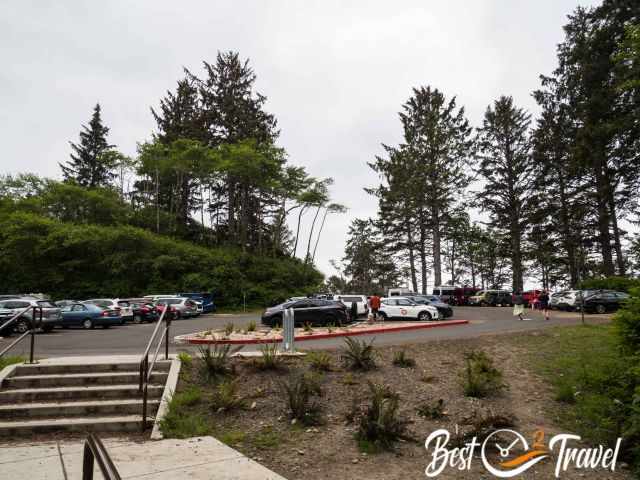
[538,290,550,321]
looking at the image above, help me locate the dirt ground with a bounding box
[175,330,633,480]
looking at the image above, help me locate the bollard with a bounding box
[282,308,295,353]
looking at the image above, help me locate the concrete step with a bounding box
[4,371,168,389]
[12,361,171,376]
[0,398,161,419]
[0,415,151,436]
[0,384,164,403]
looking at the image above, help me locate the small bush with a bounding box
[252,343,284,371]
[307,351,333,371]
[554,380,577,404]
[342,372,358,385]
[341,337,376,371]
[211,379,246,411]
[0,356,24,371]
[452,410,515,447]
[224,322,235,337]
[251,426,282,449]
[460,350,504,398]
[172,386,202,408]
[281,371,323,426]
[392,350,415,368]
[198,344,242,380]
[219,429,246,446]
[354,382,411,451]
[177,352,192,368]
[614,287,640,352]
[303,322,313,334]
[417,399,446,419]
[160,392,209,438]
[247,320,257,332]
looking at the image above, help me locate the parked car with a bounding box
[130,302,160,323]
[176,292,216,313]
[553,290,601,311]
[0,298,62,334]
[406,295,453,318]
[55,300,78,308]
[261,298,349,327]
[522,290,543,308]
[469,290,513,306]
[84,299,133,323]
[581,291,629,314]
[387,288,415,297]
[379,297,440,321]
[60,303,123,329]
[549,291,567,310]
[155,298,199,319]
[336,294,369,316]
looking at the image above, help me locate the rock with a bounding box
[297,449,305,455]
[352,459,359,464]
[291,418,297,425]
[250,401,257,410]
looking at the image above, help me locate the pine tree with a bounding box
[60,104,115,188]
[476,96,532,293]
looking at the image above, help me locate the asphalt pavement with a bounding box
[0,307,611,359]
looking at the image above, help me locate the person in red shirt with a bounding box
[369,294,381,321]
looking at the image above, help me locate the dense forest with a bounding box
[0,53,339,306]
[333,1,640,295]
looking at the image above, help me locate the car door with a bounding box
[381,298,398,317]
[291,300,312,325]
[395,298,416,318]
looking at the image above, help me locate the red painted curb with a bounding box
[176,319,470,345]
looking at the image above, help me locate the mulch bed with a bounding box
[173,331,632,480]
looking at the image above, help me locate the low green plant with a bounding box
[554,380,577,404]
[219,429,246,446]
[198,344,242,380]
[341,337,376,371]
[303,322,314,334]
[326,322,335,333]
[417,399,446,419]
[419,373,437,383]
[354,382,411,451]
[342,372,358,385]
[172,386,203,408]
[307,351,333,371]
[177,352,192,368]
[211,379,246,411]
[460,350,504,398]
[392,350,415,368]
[247,320,257,332]
[160,392,210,438]
[224,322,235,337]
[251,426,282,449]
[281,371,323,426]
[0,356,24,371]
[252,343,284,371]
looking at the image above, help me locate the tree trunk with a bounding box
[594,164,614,276]
[418,211,428,294]
[293,206,307,258]
[405,219,418,292]
[607,186,625,276]
[432,206,442,288]
[312,208,329,263]
[510,214,524,292]
[555,168,579,286]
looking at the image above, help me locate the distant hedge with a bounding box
[579,276,640,293]
[0,212,322,307]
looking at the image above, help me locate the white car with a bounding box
[83,299,133,323]
[336,294,369,316]
[379,297,440,321]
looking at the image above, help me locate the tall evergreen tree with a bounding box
[60,104,115,188]
[476,96,532,293]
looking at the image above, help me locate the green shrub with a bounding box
[247,320,257,332]
[460,350,504,398]
[172,386,203,408]
[252,343,284,371]
[354,382,411,451]
[0,356,24,371]
[211,379,246,411]
[417,399,446,419]
[614,287,640,352]
[392,350,415,368]
[303,322,313,334]
[307,351,333,371]
[198,344,241,380]
[160,392,209,438]
[280,371,323,426]
[580,276,640,293]
[177,352,192,368]
[224,323,234,337]
[341,337,376,371]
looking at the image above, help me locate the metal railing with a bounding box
[138,305,171,431]
[0,306,42,364]
[82,433,121,480]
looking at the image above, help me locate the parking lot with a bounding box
[0,306,613,358]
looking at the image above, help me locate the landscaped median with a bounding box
[174,319,470,345]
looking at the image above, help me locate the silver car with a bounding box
[0,298,62,333]
[155,297,199,319]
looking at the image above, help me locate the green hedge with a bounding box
[0,212,322,307]
[579,276,640,292]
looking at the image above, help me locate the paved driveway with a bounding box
[0,307,611,358]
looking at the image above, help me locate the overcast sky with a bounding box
[1,0,600,282]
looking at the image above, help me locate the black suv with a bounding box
[262,298,349,327]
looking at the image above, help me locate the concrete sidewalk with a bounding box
[0,436,286,479]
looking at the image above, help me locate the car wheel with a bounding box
[82,318,93,330]
[14,319,30,334]
[324,313,338,326]
[418,311,432,321]
[480,301,488,307]
[133,315,143,324]
[175,311,181,320]
[378,311,388,321]
[596,304,606,314]
[41,325,54,333]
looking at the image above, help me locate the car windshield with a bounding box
[340,296,362,303]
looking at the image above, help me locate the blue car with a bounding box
[177,292,216,313]
[60,303,123,329]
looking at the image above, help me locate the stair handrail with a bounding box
[138,304,171,431]
[82,433,122,480]
[0,306,42,364]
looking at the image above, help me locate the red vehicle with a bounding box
[519,290,543,308]
[432,286,481,306]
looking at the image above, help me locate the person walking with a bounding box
[538,290,550,321]
[369,294,381,322]
[513,291,525,321]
